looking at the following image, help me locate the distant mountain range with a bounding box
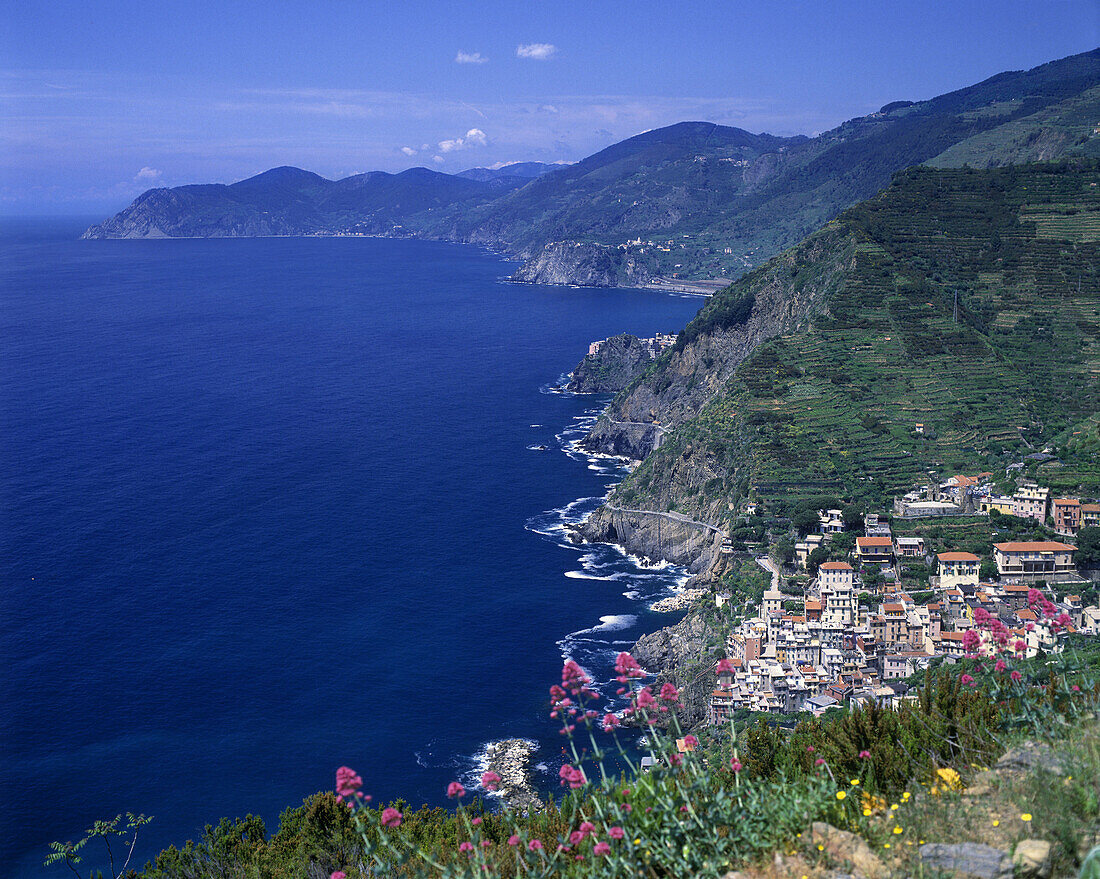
[85,49,1100,287]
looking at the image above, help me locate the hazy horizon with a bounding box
[2,0,1098,214]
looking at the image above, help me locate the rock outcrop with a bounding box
[566,334,657,394]
[511,241,652,287]
[481,739,543,813]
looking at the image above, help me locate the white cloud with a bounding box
[516,43,557,60]
[438,127,488,152]
[135,166,161,180]
[400,146,417,156]
[455,51,487,64]
[432,155,444,164]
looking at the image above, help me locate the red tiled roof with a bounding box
[858,537,893,547]
[994,541,1076,552]
[938,551,980,562]
[820,561,853,570]
[1052,498,1081,506]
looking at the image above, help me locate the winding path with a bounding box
[755,556,781,590]
[604,504,725,535]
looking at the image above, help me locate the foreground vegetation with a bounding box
[51,625,1100,879]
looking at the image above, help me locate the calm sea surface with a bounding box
[0,219,704,876]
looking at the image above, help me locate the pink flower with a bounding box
[609,826,624,839]
[1014,639,1027,653]
[335,766,362,798]
[594,841,611,857]
[569,831,584,845]
[459,842,474,853]
[447,781,465,799]
[669,753,683,767]
[471,817,482,826]
[994,660,1007,673]
[579,821,595,835]
[528,839,543,852]
[558,764,586,789]
[331,873,346,879]
[381,807,402,828]
[974,608,991,627]
[481,840,491,848]
[621,787,631,797]
[562,659,591,695]
[1028,588,1042,605]
[621,803,632,813]
[858,750,871,759]
[615,652,644,682]
[815,758,825,766]
[602,713,620,732]
[1057,612,1071,629]
[660,682,680,703]
[507,835,520,846]
[481,770,501,792]
[716,658,735,674]
[1010,670,1022,682]
[730,758,742,772]
[960,674,975,687]
[806,746,815,753]
[1072,685,1081,692]
[962,630,981,654]
[635,687,657,712]
[683,734,699,749]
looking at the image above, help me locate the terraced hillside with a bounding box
[586,161,1100,531]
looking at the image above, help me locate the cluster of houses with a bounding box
[710,481,1097,723]
[894,475,1098,538]
[586,333,678,359]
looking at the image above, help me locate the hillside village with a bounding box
[706,475,1099,725]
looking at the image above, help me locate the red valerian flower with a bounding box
[381,808,402,828]
[481,771,501,792]
[447,781,465,799]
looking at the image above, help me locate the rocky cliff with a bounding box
[566,334,657,393]
[510,241,652,287]
[582,228,853,461]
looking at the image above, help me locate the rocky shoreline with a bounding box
[481,739,544,813]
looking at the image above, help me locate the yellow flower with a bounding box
[902,791,911,800]
[850,779,860,786]
[935,767,963,791]
[863,808,872,816]
[1020,813,1032,822]
[890,804,898,810]
[817,844,824,851]
[893,826,903,835]
[883,843,891,849]
[634,838,641,844]
[919,839,926,845]
[836,790,847,800]
[992,820,999,827]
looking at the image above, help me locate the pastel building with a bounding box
[937,552,981,590]
[993,541,1077,582]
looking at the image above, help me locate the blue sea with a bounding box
[0,219,705,877]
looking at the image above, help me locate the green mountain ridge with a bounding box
[581,160,1100,548]
[84,50,1100,287]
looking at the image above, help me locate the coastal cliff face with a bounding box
[583,229,852,460]
[511,241,652,287]
[566,334,656,393]
[631,603,722,730]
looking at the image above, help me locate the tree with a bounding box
[772,536,795,566]
[806,546,830,575]
[1076,526,1100,569]
[792,508,820,535]
[979,559,999,582]
[842,504,864,531]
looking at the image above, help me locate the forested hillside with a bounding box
[587,161,1100,529]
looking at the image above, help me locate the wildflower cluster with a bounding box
[963,589,1099,732]
[330,652,839,877]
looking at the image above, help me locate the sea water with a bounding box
[0,219,704,876]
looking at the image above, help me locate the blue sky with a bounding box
[2,0,1097,213]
